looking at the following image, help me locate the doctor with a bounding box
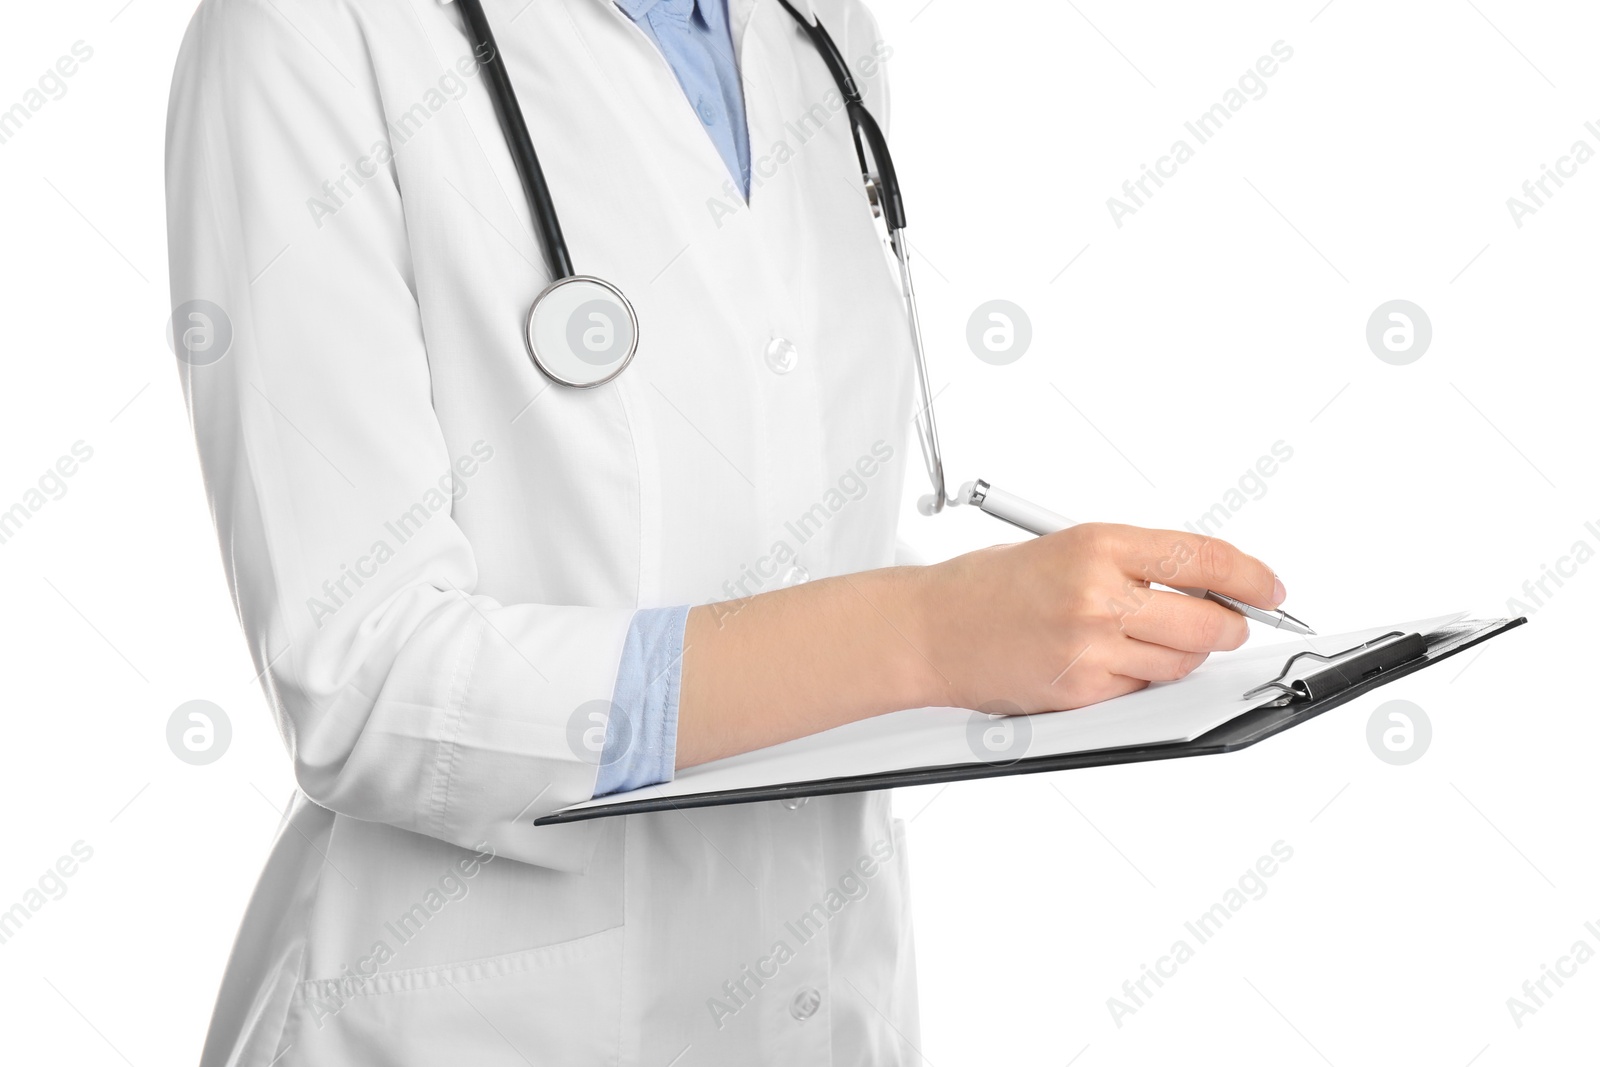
[166,0,1287,1063]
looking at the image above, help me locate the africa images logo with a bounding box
[168,300,233,367]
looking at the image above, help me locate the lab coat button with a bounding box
[764,336,798,374]
[780,564,810,586]
[790,987,822,1021]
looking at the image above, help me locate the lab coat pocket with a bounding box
[280,925,625,1067]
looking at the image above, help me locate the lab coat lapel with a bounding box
[730,0,816,58]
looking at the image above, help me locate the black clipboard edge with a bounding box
[535,616,1527,825]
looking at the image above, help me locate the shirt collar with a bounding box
[615,0,685,18]
[435,0,816,21]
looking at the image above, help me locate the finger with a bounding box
[1109,526,1282,610]
[1113,589,1249,653]
[1108,637,1210,683]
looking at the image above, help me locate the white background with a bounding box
[2,1,1596,1064]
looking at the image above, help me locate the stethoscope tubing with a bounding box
[775,0,906,231]
[456,0,576,281]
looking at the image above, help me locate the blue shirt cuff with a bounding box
[593,605,691,798]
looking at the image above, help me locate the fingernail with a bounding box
[1272,575,1287,606]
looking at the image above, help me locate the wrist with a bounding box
[868,564,952,712]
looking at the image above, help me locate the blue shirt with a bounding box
[615,0,752,196]
[594,0,748,798]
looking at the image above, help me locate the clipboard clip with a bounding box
[1242,631,1428,704]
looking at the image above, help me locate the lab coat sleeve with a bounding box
[165,0,621,871]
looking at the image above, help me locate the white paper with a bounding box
[555,614,1465,815]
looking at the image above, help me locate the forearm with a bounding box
[675,565,940,768]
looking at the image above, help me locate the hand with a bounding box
[905,523,1284,713]
[676,523,1283,766]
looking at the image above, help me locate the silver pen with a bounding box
[960,479,1316,636]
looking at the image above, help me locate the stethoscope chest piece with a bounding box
[525,275,639,388]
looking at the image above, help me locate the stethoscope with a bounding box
[455,0,1315,634]
[455,0,950,513]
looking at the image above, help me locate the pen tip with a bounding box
[1277,611,1315,636]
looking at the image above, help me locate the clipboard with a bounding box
[535,614,1525,825]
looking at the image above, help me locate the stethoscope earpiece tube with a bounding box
[776,1,907,232]
[456,0,575,281]
[776,2,934,504]
[844,103,906,231]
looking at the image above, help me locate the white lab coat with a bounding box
[165,0,919,1063]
